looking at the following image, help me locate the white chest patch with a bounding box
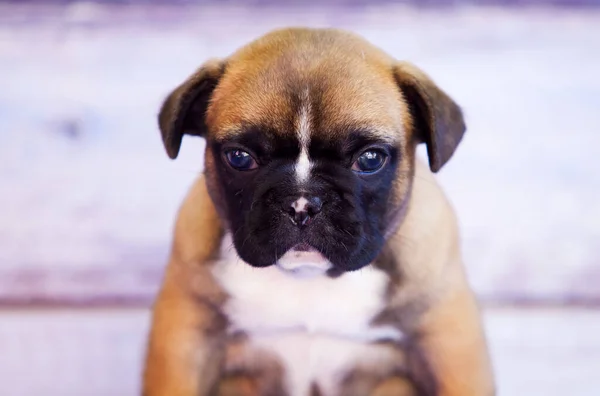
[212,235,404,396]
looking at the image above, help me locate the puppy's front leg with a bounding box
[143,262,225,396]
[143,176,228,396]
[411,286,495,396]
[370,377,417,396]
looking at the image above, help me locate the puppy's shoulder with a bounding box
[172,175,223,264]
[410,157,458,230]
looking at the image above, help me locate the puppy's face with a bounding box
[158,28,465,274]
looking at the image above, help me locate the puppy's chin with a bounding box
[231,236,378,274]
[275,247,332,278]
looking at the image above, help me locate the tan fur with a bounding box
[206,29,411,143]
[216,375,259,396]
[378,160,495,395]
[144,28,495,396]
[142,177,226,396]
[370,377,417,396]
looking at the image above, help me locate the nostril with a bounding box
[286,207,296,217]
[295,211,310,226]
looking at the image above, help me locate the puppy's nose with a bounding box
[284,196,323,227]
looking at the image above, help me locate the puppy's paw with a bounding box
[370,377,417,396]
[215,374,259,396]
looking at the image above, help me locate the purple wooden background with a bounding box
[1,1,599,307]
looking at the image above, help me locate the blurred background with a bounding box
[1,0,599,395]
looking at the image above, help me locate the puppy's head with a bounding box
[158,28,465,274]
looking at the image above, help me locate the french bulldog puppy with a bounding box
[143,28,495,396]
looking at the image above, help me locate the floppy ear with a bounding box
[394,62,466,173]
[158,59,226,159]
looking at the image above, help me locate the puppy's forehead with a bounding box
[207,29,409,144]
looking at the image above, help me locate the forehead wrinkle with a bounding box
[214,125,246,140]
[210,43,406,145]
[308,80,406,144]
[211,124,276,152]
[325,121,402,144]
[208,67,299,139]
[350,127,399,145]
[338,128,400,155]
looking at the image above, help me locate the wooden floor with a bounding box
[0,307,598,396]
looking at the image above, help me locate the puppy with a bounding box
[143,28,495,396]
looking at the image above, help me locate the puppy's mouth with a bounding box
[276,243,331,278]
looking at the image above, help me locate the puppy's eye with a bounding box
[352,150,387,174]
[224,149,257,171]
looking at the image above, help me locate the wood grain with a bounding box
[1,3,599,305]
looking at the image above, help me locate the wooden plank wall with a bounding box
[1,2,599,306]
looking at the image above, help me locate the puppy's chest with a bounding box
[211,258,404,396]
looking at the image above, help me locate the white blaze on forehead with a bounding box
[296,150,311,183]
[295,89,312,183]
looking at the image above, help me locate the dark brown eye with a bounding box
[352,150,387,173]
[224,149,257,171]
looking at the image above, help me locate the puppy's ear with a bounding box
[394,62,466,173]
[158,59,226,159]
